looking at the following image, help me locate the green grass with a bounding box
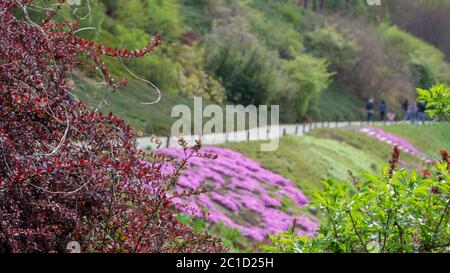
[76,77,366,135]
[222,124,449,199]
[76,75,255,136]
[308,81,365,121]
[76,75,264,136]
[223,126,427,198]
[75,76,192,135]
[379,123,450,160]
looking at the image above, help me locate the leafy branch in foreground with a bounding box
[417,84,450,122]
[0,0,221,253]
[264,148,450,253]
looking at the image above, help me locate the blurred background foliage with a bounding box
[30,0,450,134]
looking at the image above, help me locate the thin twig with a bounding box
[430,200,450,250]
[120,61,161,105]
[27,177,92,195]
[347,210,369,253]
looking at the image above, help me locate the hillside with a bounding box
[56,0,450,135]
[224,124,450,196]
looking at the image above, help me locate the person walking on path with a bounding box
[402,100,410,121]
[366,98,374,122]
[408,103,418,123]
[379,101,387,121]
[417,101,426,123]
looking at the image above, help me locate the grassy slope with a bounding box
[75,76,244,136]
[73,0,448,136]
[379,123,450,160]
[222,125,445,198]
[76,77,189,135]
[309,81,365,121]
[75,75,369,135]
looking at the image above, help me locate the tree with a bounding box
[0,0,221,253]
[113,0,149,30]
[204,23,278,106]
[305,24,360,73]
[279,54,334,121]
[114,0,182,41]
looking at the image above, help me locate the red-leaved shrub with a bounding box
[0,0,222,253]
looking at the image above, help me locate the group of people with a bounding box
[366,99,389,121]
[366,99,427,123]
[402,100,427,123]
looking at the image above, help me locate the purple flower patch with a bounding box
[360,127,429,161]
[157,146,319,240]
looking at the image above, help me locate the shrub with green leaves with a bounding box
[279,1,301,25]
[249,10,303,59]
[88,24,180,94]
[417,84,450,122]
[275,54,334,121]
[305,24,361,73]
[171,44,226,103]
[204,24,278,105]
[265,148,450,253]
[113,0,182,40]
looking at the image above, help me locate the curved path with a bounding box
[137,120,431,150]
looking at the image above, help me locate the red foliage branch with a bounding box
[388,146,401,178]
[0,0,221,253]
[441,150,449,171]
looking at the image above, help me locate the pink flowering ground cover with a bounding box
[360,127,429,161]
[158,147,319,241]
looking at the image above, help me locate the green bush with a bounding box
[279,1,301,25]
[249,10,303,59]
[322,0,371,15]
[275,54,334,120]
[114,0,182,40]
[97,24,180,94]
[112,0,148,30]
[305,24,361,72]
[417,84,450,122]
[171,44,226,102]
[142,0,182,40]
[178,0,212,34]
[265,149,450,253]
[204,24,278,105]
[136,55,180,95]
